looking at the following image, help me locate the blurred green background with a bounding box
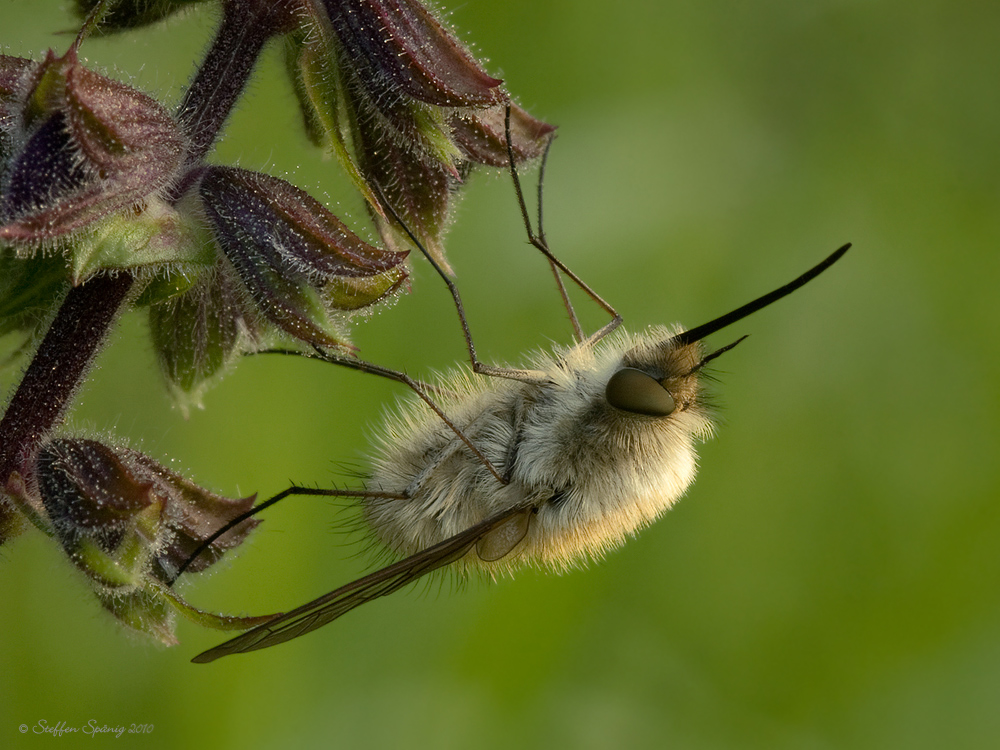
[3,1,999,747]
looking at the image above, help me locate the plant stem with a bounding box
[0,273,134,541]
[176,0,296,165]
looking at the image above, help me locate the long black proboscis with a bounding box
[668,243,850,348]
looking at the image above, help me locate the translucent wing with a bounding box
[192,505,533,663]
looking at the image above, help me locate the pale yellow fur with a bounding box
[364,325,715,574]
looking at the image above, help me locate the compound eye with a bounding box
[605,367,676,416]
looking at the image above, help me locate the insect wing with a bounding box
[192,505,533,662]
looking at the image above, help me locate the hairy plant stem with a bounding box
[0,273,135,541]
[177,0,296,165]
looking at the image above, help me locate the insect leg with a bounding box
[529,133,584,342]
[503,106,622,347]
[261,346,452,399]
[251,346,509,482]
[167,486,407,584]
[372,105,620,382]
[375,188,549,383]
[304,346,510,484]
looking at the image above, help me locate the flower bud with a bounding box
[450,104,556,168]
[145,165,407,403]
[147,259,256,404]
[286,0,554,265]
[318,0,504,108]
[33,437,260,643]
[196,166,408,344]
[36,438,258,580]
[0,48,186,246]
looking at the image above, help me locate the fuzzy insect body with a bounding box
[366,326,712,573]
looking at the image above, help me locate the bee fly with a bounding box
[180,108,849,662]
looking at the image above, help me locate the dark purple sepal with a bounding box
[316,0,504,108]
[35,437,259,583]
[0,49,186,245]
[197,165,408,346]
[450,103,556,168]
